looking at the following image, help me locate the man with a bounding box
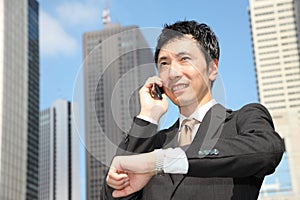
[101,20,284,200]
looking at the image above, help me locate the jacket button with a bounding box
[198,150,205,156]
[203,150,209,155]
[211,148,219,155]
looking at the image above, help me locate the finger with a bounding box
[107,170,128,181]
[144,76,163,89]
[107,175,128,186]
[106,170,129,188]
[139,78,163,97]
[107,177,129,190]
[150,84,156,98]
[149,84,164,100]
[144,78,164,99]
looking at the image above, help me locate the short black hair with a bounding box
[154,20,220,65]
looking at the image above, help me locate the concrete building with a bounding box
[249,0,300,199]
[0,0,40,199]
[39,99,80,200]
[83,23,156,199]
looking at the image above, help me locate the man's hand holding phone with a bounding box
[152,83,164,100]
[138,76,169,123]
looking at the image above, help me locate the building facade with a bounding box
[0,0,39,199]
[83,24,156,199]
[39,99,80,200]
[249,0,300,199]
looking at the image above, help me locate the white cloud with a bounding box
[55,2,100,27]
[40,10,77,57]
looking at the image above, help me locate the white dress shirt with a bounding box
[178,99,217,142]
[138,99,217,174]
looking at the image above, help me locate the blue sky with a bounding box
[39,0,291,199]
[40,0,257,111]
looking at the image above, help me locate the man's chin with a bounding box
[174,97,198,108]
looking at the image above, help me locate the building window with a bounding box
[255,18,275,23]
[255,11,274,17]
[254,5,273,10]
[257,31,277,37]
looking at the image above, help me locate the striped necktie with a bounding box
[179,119,199,146]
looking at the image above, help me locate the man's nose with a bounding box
[169,62,182,80]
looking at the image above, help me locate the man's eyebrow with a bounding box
[158,52,192,62]
[176,52,192,57]
[157,56,168,63]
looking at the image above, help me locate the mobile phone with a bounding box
[154,83,164,100]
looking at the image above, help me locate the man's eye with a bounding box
[181,57,190,61]
[159,62,168,67]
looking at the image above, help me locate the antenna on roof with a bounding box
[102,1,111,27]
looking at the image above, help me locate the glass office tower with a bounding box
[249,0,300,199]
[83,24,155,199]
[39,99,80,200]
[0,0,39,199]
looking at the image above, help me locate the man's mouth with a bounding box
[172,84,189,92]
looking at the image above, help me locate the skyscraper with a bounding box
[39,99,80,200]
[83,23,156,199]
[249,0,300,199]
[0,0,39,199]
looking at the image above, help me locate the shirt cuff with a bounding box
[155,148,189,174]
[136,115,158,125]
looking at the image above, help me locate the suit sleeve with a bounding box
[101,184,143,200]
[186,103,285,178]
[119,117,160,154]
[100,117,160,200]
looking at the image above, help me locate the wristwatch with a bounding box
[154,149,165,175]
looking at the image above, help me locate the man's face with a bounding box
[157,35,218,108]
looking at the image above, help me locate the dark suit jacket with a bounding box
[102,103,285,200]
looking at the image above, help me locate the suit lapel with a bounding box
[160,104,227,187]
[186,104,226,157]
[162,104,226,150]
[170,104,227,187]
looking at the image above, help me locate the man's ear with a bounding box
[208,59,218,82]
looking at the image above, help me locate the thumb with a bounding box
[112,188,131,198]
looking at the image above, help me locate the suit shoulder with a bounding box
[239,103,269,113]
[224,103,268,118]
[236,103,273,123]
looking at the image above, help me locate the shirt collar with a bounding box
[179,99,217,127]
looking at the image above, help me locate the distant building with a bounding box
[39,99,80,200]
[0,0,40,199]
[83,24,156,199]
[249,0,300,199]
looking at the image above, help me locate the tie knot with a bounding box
[181,118,198,130]
[179,118,199,146]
